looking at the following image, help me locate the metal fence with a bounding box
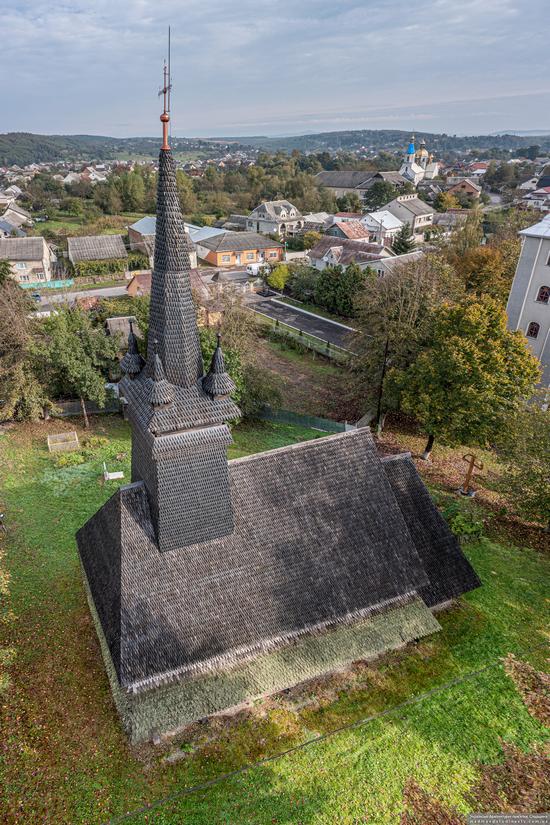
[259,406,354,433]
[251,310,354,361]
[52,398,121,418]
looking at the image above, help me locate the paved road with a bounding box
[250,299,355,350]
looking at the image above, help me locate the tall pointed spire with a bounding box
[146,49,204,389]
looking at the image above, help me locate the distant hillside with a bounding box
[2,129,550,166]
[0,133,226,166]
[229,129,550,153]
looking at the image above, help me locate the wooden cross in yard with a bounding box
[459,453,484,497]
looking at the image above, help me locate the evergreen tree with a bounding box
[392,223,415,254]
[362,180,398,211]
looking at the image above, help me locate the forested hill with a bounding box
[0,133,221,166]
[2,129,550,166]
[229,129,550,154]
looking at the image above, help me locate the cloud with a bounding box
[1,0,548,136]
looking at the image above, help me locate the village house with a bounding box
[308,236,392,271]
[506,213,550,385]
[126,268,209,303]
[0,236,55,284]
[446,178,482,200]
[246,200,304,237]
[325,219,372,242]
[77,114,480,743]
[1,202,33,229]
[0,219,25,238]
[382,194,434,242]
[360,210,404,245]
[371,249,425,278]
[521,187,550,213]
[196,231,283,267]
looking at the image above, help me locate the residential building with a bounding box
[360,210,404,244]
[308,236,392,271]
[196,231,283,267]
[0,219,25,238]
[67,234,128,267]
[76,120,480,742]
[432,210,470,236]
[521,187,550,213]
[1,202,33,229]
[506,213,550,385]
[446,178,482,200]
[371,250,425,278]
[0,236,55,283]
[325,220,372,242]
[518,176,540,192]
[246,200,303,237]
[382,194,434,241]
[301,211,330,232]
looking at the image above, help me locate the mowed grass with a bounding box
[0,415,548,824]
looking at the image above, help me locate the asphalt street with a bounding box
[251,299,355,349]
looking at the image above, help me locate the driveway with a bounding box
[249,298,355,350]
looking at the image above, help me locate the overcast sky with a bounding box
[2,0,549,138]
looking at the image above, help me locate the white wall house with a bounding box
[246,200,303,237]
[506,214,550,385]
[0,237,55,284]
[382,194,434,242]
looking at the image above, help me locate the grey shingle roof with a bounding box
[68,234,128,262]
[382,454,481,606]
[77,430,433,691]
[0,236,45,260]
[199,231,283,253]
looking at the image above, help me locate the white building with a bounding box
[246,200,303,237]
[506,214,550,385]
[382,194,434,242]
[399,136,440,185]
[521,187,550,213]
[360,210,404,244]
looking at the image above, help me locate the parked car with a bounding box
[246,263,267,277]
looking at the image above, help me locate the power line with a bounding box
[104,639,548,824]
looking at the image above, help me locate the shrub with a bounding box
[441,501,484,540]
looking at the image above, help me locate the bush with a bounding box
[441,501,484,540]
[54,452,86,468]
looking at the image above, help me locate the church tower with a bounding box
[119,61,240,553]
[400,134,425,184]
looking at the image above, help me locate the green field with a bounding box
[0,415,548,824]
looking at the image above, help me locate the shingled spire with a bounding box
[203,333,235,398]
[117,57,240,553]
[120,320,144,378]
[145,63,204,389]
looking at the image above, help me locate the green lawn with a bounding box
[0,416,548,824]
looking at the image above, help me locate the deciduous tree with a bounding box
[38,307,120,427]
[393,297,541,459]
[495,395,550,531]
